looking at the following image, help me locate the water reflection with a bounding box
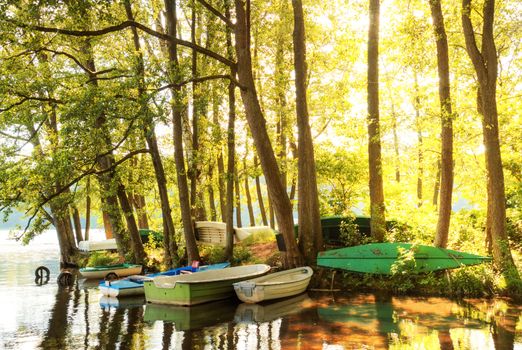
[18,283,522,350]
[2,227,522,350]
[144,299,237,330]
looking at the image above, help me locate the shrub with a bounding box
[86,251,120,267]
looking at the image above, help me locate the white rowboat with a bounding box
[233,266,314,304]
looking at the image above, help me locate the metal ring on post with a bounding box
[57,271,74,287]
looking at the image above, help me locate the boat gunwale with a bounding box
[80,263,142,272]
[234,267,313,287]
[152,264,270,288]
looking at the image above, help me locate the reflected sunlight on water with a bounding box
[1,229,522,349]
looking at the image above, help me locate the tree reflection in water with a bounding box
[40,286,73,349]
[39,286,522,349]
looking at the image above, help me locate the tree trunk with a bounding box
[117,186,145,264]
[72,207,83,244]
[367,0,386,242]
[213,89,227,222]
[391,103,400,182]
[133,194,149,229]
[433,159,441,207]
[164,0,200,263]
[234,0,302,267]
[80,33,138,260]
[289,141,298,206]
[50,204,78,266]
[208,162,218,222]
[224,0,236,260]
[84,177,91,241]
[292,0,323,264]
[462,0,517,275]
[82,39,130,259]
[430,0,454,248]
[268,195,275,229]
[244,154,256,226]
[102,210,114,239]
[255,156,268,226]
[125,0,179,266]
[235,169,242,228]
[188,4,207,222]
[414,73,423,208]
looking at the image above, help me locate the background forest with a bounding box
[0,0,520,287]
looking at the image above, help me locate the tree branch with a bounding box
[13,19,236,68]
[196,0,235,29]
[37,148,150,212]
[153,74,243,93]
[461,0,487,81]
[0,95,63,113]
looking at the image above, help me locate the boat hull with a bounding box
[317,243,492,274]
[99,262,230,297]
[144,300,237,330]
[80,264,142,279]
[100,280,144,297]
[144,264,270,306]
[233,267,313,303]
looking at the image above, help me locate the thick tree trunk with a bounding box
[133,194,149,229]
[367,0,386,242]
[102,209,114,239]
[292,0,323,264]
[125,0,179,266]
[430,0,454,248]
[50,204,78,266]
[234,0,302,267]
[164,0,200,263]
[117,186,145,263]
[462,0,517,275]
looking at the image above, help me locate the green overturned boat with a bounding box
[144,264,270,306]
[317,242,492,274]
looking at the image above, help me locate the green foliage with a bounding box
[449,265,495,297]
[198,244,252,266]
[86,251,120,267]
[389,247,418,293]
[239,228,275,245]
[339,217,373,246]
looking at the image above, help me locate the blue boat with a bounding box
[99,262,230,297]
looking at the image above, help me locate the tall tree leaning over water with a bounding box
[429,0,454,249]
[461,0,518,276]
[234,0,303,267]
[291,0,323,264]
[163,0,200,263]
[367,0,386,242]
[123,0,180,267]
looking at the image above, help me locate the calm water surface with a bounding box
[2,229,522,349]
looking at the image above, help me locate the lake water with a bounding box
[2,229,522,349]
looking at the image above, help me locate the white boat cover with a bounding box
[78,238,117,252]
